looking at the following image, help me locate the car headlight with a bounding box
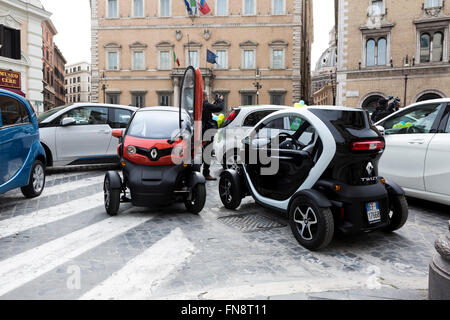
[126,145,136,155]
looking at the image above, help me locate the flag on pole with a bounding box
[173,51,180,67]
[197,0,211,14]
[190,0,198,14]
[183,0,193,14]
[207,49,217,64]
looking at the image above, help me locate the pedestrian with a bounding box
[371,97,389,123]
[202,90,225,181]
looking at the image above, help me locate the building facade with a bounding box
[65,62,92,103]
[53,45,66,106]
[90,0,313,110]
[42,19,67,110]
[0,0,51,113]
[336,0,450,111]
[312,27,337,105]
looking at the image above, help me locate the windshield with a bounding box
[37,105,66,123]
[127,110,187,139]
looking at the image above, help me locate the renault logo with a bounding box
[150,148,159,161]
[366,162,374,176]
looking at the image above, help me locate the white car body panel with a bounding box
[424,133,450,196]
[377,98,450,205]
[39,103,137,166]
[55,124,112,164]
[379,133,434,191]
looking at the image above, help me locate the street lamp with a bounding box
[100,72,108,103]
[252,68,263,105]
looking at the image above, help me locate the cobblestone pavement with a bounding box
[0,165,448,300]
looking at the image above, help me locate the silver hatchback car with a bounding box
[37,103,137,166]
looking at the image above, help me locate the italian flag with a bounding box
[173,52,180,67]
[197,0,211,15]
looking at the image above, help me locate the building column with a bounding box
[204,77,211,98]
[173,77,180,107]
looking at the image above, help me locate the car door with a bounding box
[0,94,34,185]
[106,108,134,155]
[244,114,316,201]
[179,66,203,163]
[55,106,111,163]
[378,102,445,191]
[424,104,450,196]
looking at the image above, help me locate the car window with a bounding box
[255,116,294,140]
[383,103,443,135]
[243,110,277,127]
[0,95,30,127]
[37,105,66,123]
[110,108,133,128]
[446,116,450,133]
[127,111,180,139]
[61,106,108,125]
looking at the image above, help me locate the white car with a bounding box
[37,103,137,166]
[213,105,290,169]
[376,98,450,205]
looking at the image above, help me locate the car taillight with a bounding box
[351,140,384,151]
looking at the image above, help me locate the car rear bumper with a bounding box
[123,160,186,206]
[315,179,391,234]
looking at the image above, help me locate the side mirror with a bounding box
[61,117,76,126]
[112,129,123,139]
[376,125,385,136]
[242,136,251,145]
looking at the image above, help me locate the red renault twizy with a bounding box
[103,67,206,215]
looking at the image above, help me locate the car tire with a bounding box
[222,149,241,171]
[219,172,242,210]
[288,196,334,251]
[384,195,408,232]
[21,160,46,198]
[185,183,206,214]
[104,175,120,216]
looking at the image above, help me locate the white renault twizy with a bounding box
[219,106,409,251]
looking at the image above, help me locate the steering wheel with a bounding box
[405,126,425,134]
[277,132,305,150]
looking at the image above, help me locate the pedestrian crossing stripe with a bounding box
[80,228,196,300]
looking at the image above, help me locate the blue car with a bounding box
[0,89,46,198]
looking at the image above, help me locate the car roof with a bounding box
[234,105,290,111]
[69,103,138,110]
[306,105,363,112]
[138,106,178,112]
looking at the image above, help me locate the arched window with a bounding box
[432,32,443,62]
[417,92,442,102]
[377,38,387,66]
[420,33,431,63]
[366,39,376,66]
[362,94,385,115]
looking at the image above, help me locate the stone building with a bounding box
[0,0,51,113]
[336,0,450,111]
[90,0,313,110]
[65,62,91,103]
[53,45,66,107]
[312,27,337,105]
[42,19,66,110]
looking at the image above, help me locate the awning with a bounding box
[2,87,26,97]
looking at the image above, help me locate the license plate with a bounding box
[366,202,381,224]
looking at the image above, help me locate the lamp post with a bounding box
[100,72,108,103]
[252,68,263,105]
